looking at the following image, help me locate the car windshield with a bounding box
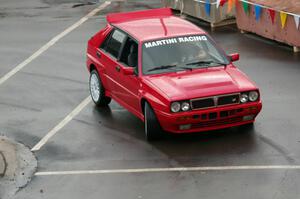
[142,35,230,75]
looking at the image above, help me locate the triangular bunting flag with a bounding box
[216,0,221,8]
[294,15,300,29]
[220,0,227,7]
[227,0,233,13]
[205,0,211,16]
[242,2,249,15]
[280,12,288,29]
[268,9,276,24]
[254,5,262,21]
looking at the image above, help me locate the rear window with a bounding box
[105,29,126,58]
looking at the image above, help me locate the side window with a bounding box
[104,29,126,58]
[120,38,138,68]
[100,31,112,50]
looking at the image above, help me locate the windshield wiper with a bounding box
[177,66,193,71]
[147,64,177,72]
[186,60,227,67]
[147,64,194,72]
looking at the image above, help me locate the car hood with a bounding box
[144,66,258,101]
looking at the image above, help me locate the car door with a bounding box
[113,36,141,116]
[99,29,127,96]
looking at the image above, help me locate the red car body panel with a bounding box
[143,65,257,101]
[86,8,262,133]
[107,8,205,42]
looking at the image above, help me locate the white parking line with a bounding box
[35,165,300,176]
[31,96,92,151]
[0,1,111,86]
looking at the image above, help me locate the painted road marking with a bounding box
[31,94,126,152]
[31,96,92,151]
[35,165,300,176]
[0,1,111,86]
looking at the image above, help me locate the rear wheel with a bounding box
[89,70,111,106]
[144,102,162,141]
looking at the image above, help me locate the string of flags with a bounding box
[238,0,299,30]
[195,0,300,30]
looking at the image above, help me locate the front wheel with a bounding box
[144,102,163,141]
[89,70,111,106]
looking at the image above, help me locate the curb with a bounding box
[0,136,37,199]
[0,151,6,177]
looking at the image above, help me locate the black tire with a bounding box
[89,70,111,107]
[144,102,162,141]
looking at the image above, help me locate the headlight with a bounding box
[249,91,259,102]
[181,102,190,111]
[240,93,249,103]
[171,101,190,112]
[171,102,181,113]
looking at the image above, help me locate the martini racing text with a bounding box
[144,35,208,48]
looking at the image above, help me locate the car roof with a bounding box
[107,8,206,42]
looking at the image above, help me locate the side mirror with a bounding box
[123,67,135,75]
[229,53,239,62]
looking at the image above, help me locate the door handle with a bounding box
[115,65,120,72]
[96,51,101,58]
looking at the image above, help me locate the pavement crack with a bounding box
[73,118,97,126]
[259,134,297,164]
[72,2,96,8]
[20,71,86,85]
[271,170,289,199]
[0,102,41,112]
[0,151,7,177]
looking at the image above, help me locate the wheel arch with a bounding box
[141,98,148,115]
[140,91,170,117]
[89,63,96,73]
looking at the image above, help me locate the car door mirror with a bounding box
[229,53,239,62]
[123,67,135,75]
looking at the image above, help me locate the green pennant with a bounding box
[242,2,249,15]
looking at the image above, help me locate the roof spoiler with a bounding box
[106,8,173,24]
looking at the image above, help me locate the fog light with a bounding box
[243,115,255,121]
[179,124,191,130]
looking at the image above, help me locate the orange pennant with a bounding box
[227,0,233,13]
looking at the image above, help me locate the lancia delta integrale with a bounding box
[86,8,262,140]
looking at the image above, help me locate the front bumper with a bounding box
[155,101,262,133]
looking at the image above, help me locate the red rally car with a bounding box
[86,8,262,140]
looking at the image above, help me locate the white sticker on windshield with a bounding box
[178,35,207,43]
[144,38,178,48]
[144,35,207,48]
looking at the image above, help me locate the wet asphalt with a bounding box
[1,0,300,198]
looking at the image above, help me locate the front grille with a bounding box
[218,94,240,106]
[191,98,215,109]
[191,93,240,110]
[209,112,217,120]
[192,117,243,128]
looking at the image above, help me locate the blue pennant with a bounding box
[255,5,262,21]
[205,0,211,17]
